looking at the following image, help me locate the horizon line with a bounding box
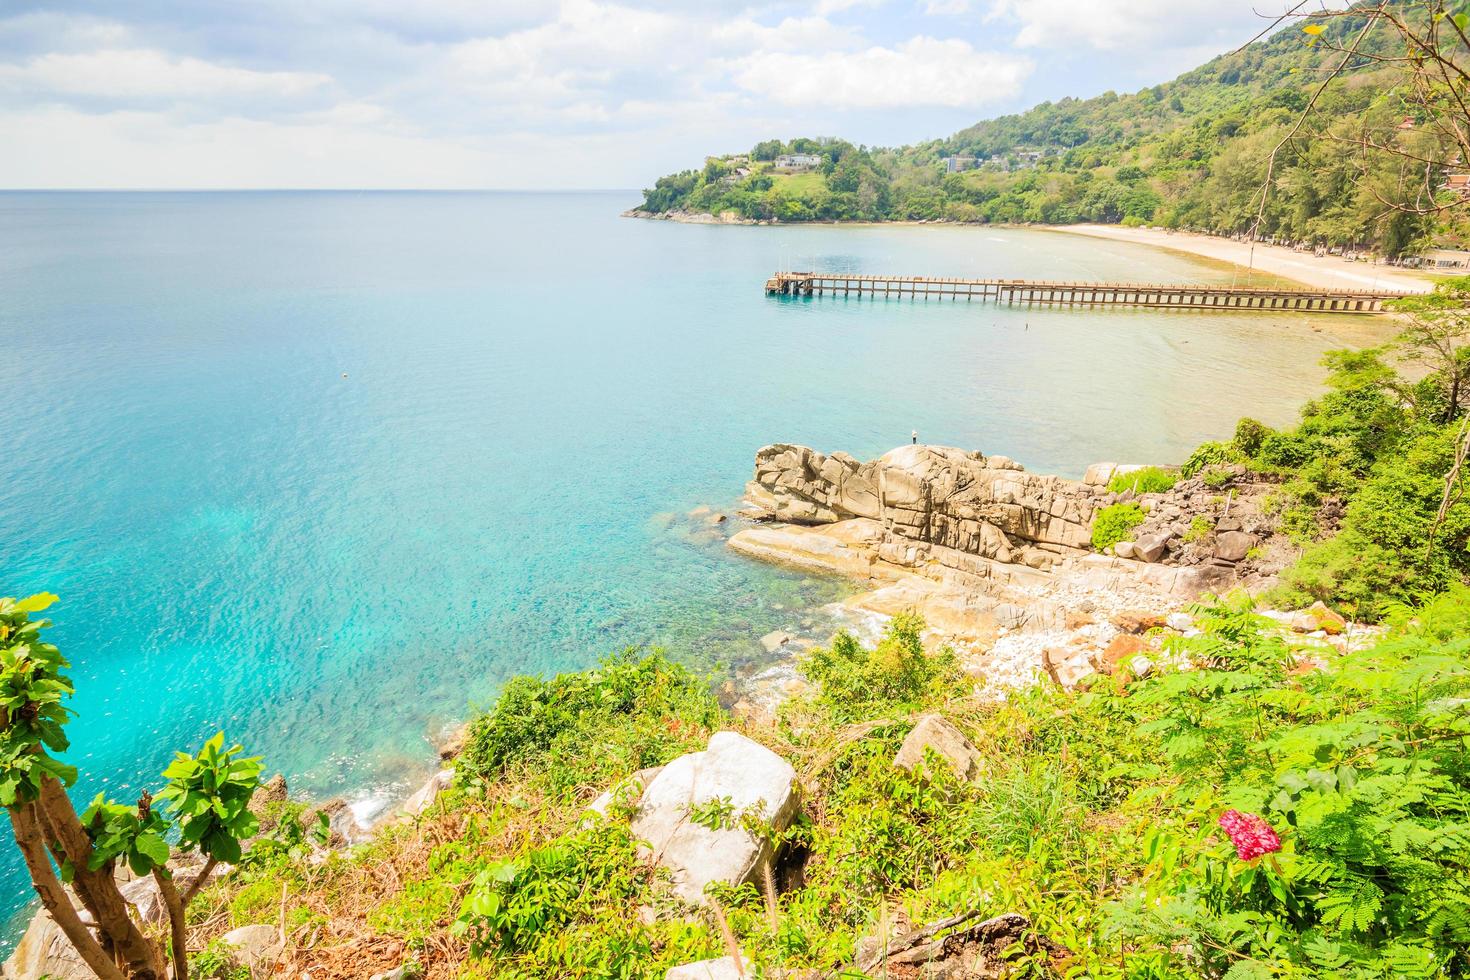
[0,187,643,194]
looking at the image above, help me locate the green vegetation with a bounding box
[1174,276,1470,619]
[1093,502,1149,550]
[193,595,1470,978]
[800,610,962,720]
[639,7,1464,256]
[456,649,721,799]
[1183,515,1216,544]
[1108,466,1181,495]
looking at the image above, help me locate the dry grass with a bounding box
[188,781,581,979]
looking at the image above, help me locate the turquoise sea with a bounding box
[0,191,1388,937]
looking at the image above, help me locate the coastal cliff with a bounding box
[729,442,1298,690]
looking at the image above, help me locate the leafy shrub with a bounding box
[1276,423,1470,617]
[1233,416,1272,456]
[1113,591,1470,977]
[191,939,252,980]
[457,651,719,798]
[1181,440,1238,477]
[800,613,961,722]
[1106,466,1179,494]
[1182,515,1215,544]
[453,823,648,957]
[1091,502,1147,550]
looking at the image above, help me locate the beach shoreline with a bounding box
[625,209,1443,294]
[1042,223,1438,294]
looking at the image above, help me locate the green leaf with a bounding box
[12,594,58,614]
[135,833,171,867]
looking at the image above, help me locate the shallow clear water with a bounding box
[0,191,1388,935]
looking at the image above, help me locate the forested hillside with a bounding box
[637,6,1466,256]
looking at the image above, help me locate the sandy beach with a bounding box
[1049,223,1438,294]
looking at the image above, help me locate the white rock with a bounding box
[665,956,752,979]
[1127,655,1155,679]
[370,968,414,980]
[759,630,794,654]
[403,768,454,816]
[221,924,283,972]
[583,766,664,823]
[119,874,167,926]
[1165,612,1194,632]
[631,731,798,906]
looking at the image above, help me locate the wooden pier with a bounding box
[764,271,1405,314]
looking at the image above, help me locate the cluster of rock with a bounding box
[1034,600,1355,692]
[1085,462,1279,572]
[729,444,1266,646]
[745,443,1096,570]
[621,208,766,225]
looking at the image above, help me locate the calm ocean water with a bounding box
[0,191,1387,937]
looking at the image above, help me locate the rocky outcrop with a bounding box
[629,731,799,906]
[730,445,1293,646]
[747,444,1096,565]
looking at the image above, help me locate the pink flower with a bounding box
[1218,810,1282,861]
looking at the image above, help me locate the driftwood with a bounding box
[852,910,1067,975]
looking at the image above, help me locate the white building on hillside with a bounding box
[775,153,822,170]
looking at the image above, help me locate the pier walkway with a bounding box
[764,271,1406,314]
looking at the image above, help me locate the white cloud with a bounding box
[733,36,1032,109]
[710,15,861,54]
[988,0,1252,50]
[815,0,886,12]
[0,48,331,101]
[924,0,971,14]
[448,1,684,81]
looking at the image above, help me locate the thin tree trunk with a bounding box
[37,776,167,978]
[153,868,190,980]
[34,800,116,963]
[8,803,127,980]
[179,856,218,907]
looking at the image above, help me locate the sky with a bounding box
[0,1,1291,189]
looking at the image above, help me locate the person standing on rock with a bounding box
[911,430,918,444]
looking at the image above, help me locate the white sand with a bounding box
[1048,224,1438,294]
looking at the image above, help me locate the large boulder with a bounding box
[893,715,983,783]
[3,869,179,979]
[1132,532,1170,564]
[1213,530,1257,563]
[1,911,90,980]
[746,444,1100,561]
[1290,601,1347,635]
[631,732,798,906]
